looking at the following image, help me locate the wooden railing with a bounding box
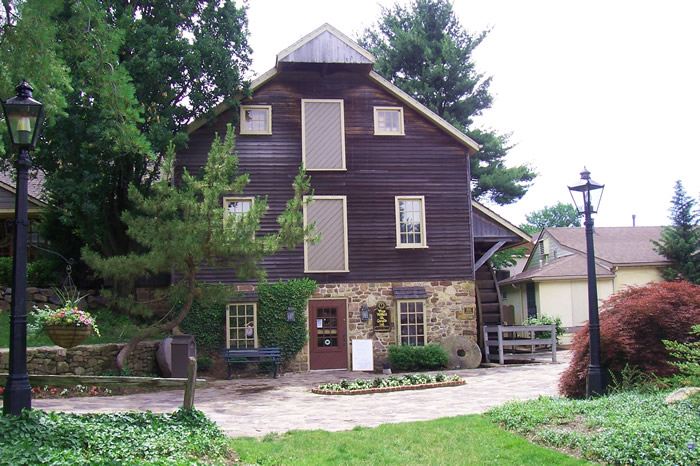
[1,357,204,409]
[483,325,557,365]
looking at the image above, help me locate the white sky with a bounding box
[246,0,700,228]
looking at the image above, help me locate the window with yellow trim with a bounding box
[374,107,404,135]
[226,303,257,348]
[397,300,426,346]
[224,197,252,225]
[395,196,427,248]
[240,106,271,135]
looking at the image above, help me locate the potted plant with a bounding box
[29,289,100,348]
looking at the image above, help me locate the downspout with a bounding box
[467,150,475,280]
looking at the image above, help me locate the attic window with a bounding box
[374,107,404,135]
[240,106,271,135]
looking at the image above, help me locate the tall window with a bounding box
[398,300,426,346]
[374,107,404,135]
[302,99,346,170]
[226,303,257,348]
[395,196,427,248]
[240,106,271,135]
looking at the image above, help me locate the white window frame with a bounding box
[223,197,254,227]
[301,99,346,171]
[240,105,272,135]
[225,303,258,348]
[396,300,427,346]
[374,106,405,136]
[303,195,349,273]
[395,195,428,248]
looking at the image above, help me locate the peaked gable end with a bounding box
[278,27,374,65]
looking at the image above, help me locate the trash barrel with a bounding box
[170,334,196,378]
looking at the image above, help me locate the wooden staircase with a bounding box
[475,263,504,360]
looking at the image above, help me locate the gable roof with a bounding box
[472,201,531,247]
[187,23,481,155]
[500,226,670,285]
[547,226,668,266]
[500,254,614,284]
[0,170,46,208]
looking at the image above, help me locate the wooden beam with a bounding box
[0,374,206,388]
[474,240,507,271]
[183,357,197,410]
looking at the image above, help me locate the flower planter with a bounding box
[46,325,91,348]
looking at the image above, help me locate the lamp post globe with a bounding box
[2,79,44,415]
[568,167,606,397]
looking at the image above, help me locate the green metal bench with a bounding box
[222,347,282,379]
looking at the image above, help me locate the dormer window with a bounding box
[374,107,404,135]
[240,106,271,135]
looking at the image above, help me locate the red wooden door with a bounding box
[308,300,347,370]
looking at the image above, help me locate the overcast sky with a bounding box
[245,0,700,228]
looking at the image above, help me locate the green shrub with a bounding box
[257,278,316,359]
[197,356,214,372]
[523,314,565,344]
[0,256,61,288]
[663,323,700,387]
[388,344,449,371]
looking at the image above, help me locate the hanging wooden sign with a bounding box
[374,301,391,332]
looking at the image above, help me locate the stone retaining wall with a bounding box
[0,341,160,376]
[0,287,105,313]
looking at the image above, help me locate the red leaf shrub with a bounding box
[559,281,700,398]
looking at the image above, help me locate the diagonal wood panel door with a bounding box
[309,300,347,370]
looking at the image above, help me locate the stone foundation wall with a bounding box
[310,280,477,370]
[0,341,160,376]
[235,280,477,372]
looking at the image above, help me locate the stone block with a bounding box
[33,293,48,303]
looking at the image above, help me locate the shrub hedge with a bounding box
[388,344,449,371]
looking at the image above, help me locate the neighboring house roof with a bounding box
[500,226,669,285]
[500,254,614,284]
[547,226,668,267]
[0,169,47,208]
[187,23,481,155]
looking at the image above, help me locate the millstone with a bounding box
[441,335,482,369]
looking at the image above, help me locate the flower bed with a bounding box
[312,373,465,395]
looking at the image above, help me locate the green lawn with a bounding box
[230,415,589,465]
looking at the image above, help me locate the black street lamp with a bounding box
[568,167,606,397]
[2,80,45,415]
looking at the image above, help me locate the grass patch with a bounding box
[0,408,234,464]
[0,308,162,348]
[488,392,700,465]
[230,415,588,465]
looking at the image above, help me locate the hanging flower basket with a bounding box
[46,325,92,348]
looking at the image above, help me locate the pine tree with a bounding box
[360,0,536,205]
[653,180,700,284]
[83,125,314,370]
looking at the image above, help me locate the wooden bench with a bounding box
[222,347,282,379]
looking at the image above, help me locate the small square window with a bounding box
[224,197,253,229]
[374,107,404,135]
[240,105,271,135]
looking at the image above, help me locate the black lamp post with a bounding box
[568,167,606,397]
[2,80,44,415]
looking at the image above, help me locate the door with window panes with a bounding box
[308,300,347,369]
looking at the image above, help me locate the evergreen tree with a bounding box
[653,180,700,284]
[0,0,251,272]
[360,0,536,205]
[83,125,314,370]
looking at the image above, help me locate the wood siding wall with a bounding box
[178,69,473,284]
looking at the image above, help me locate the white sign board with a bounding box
[351,339,374,371]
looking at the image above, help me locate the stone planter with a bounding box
[46,325,91,348]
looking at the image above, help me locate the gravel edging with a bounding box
[311,379,465,395]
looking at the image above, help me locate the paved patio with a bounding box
[32,352,570,438]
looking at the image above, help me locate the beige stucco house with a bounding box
[499,226,671,330]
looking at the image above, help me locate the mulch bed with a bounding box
[312,379,465,395]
